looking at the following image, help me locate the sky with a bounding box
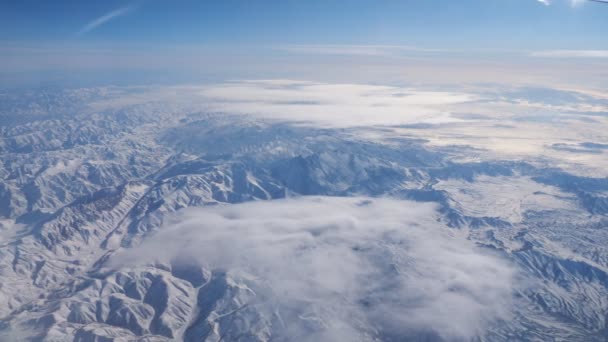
[0,0,607,87]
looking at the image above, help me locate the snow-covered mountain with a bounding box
[0,82,607,341]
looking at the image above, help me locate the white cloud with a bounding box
[571,0,591,6]
[77,6,135,36]
[112,196,516,340]
[279,44,442,57]
[198,80,475,127]
[531,50,608,58]
[538,0,600,6]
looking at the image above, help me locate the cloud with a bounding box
[279,44,442,57]
[77,5,135,36]
[538,0,601,6]
[531,50,608,58]
[197,80,475,128]
[112,196,516,340]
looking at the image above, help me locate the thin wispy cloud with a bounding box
[537,0,601,6]
[279,44,442,57]
[531,50,608,58]
[77,5,135,36]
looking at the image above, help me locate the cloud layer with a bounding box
[537,0,588,6]
[113,196,516,340]
[279,44,441,57]
[531,50,608,58]
[199,80,475,127]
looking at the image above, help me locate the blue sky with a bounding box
[2,0,606,48]
[0,0,607,87]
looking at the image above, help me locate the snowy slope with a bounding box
[0,83,607,341]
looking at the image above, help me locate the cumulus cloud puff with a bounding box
[198,80,475,128]
[113,196,516,340]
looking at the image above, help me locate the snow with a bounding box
[0,83,607,341]
[435,175,578,223]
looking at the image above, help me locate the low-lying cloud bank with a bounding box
[113,197,516,340]
[199,80,475,127]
